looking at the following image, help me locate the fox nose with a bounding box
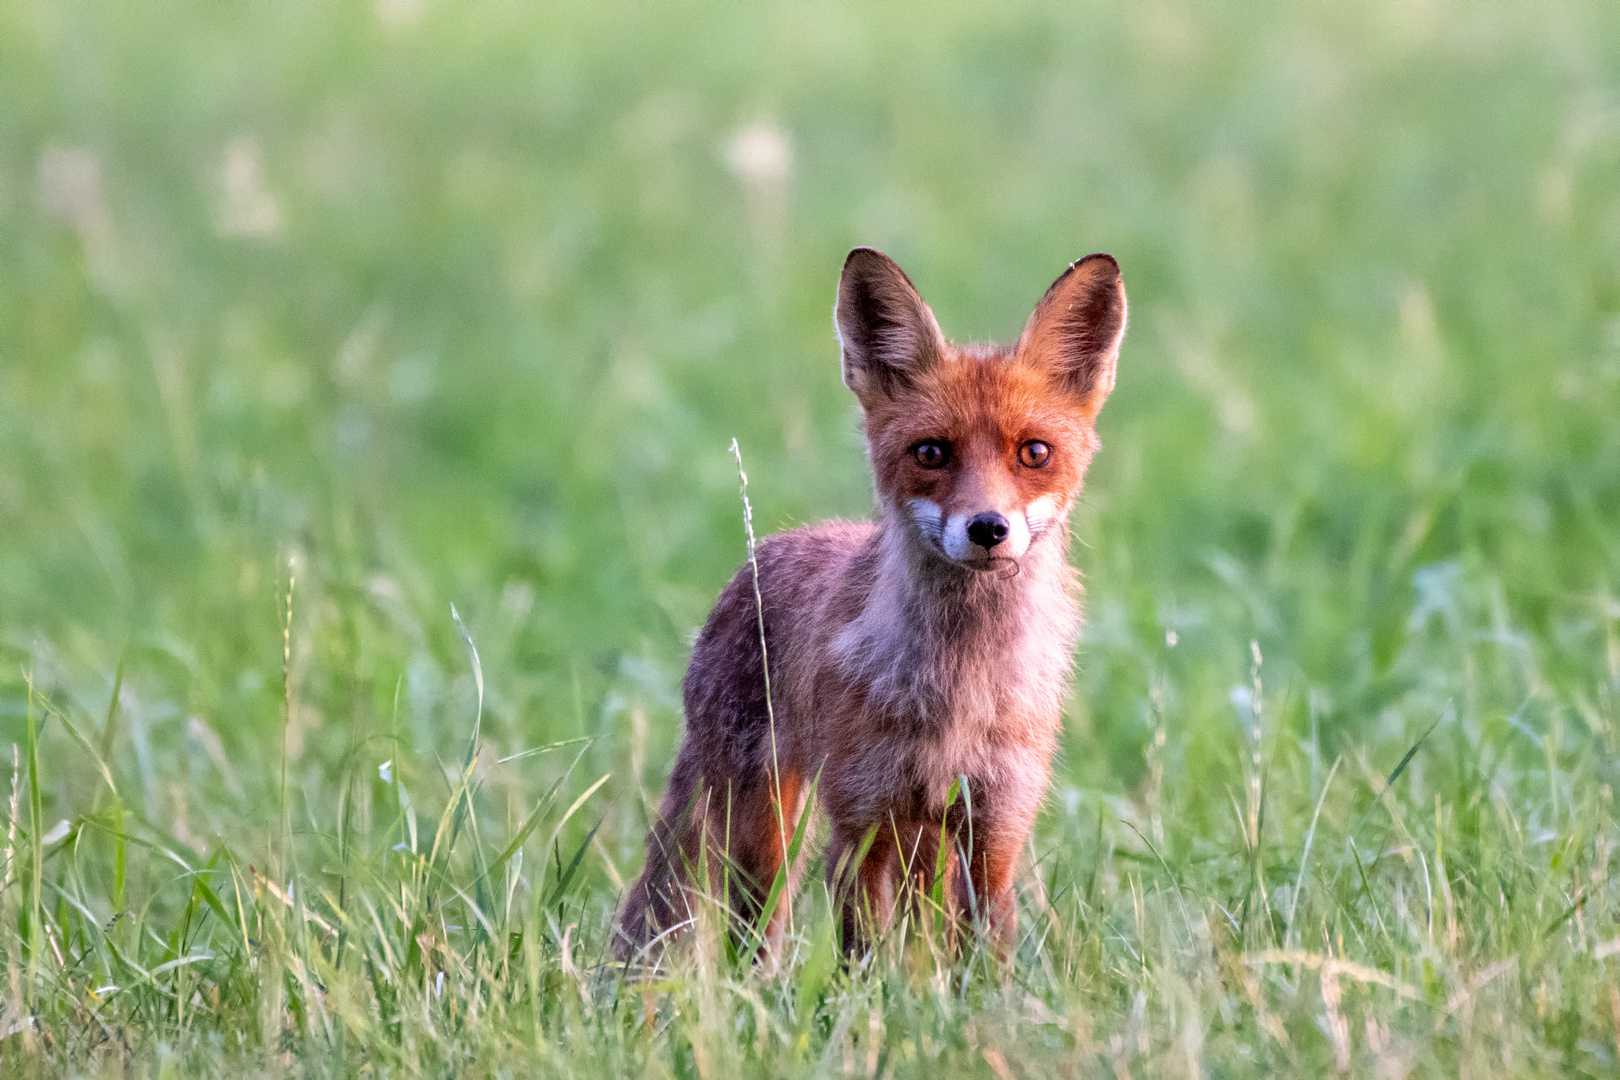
[966,512,1009,550]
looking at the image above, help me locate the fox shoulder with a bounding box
[683,522,875,726]
[708,521,875,638]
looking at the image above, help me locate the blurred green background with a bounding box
[1,0,1618,869]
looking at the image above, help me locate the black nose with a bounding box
[966,512,1009,549]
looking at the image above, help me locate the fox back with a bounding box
[615,248,1126,958]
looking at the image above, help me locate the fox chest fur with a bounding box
[684,516,1080,830]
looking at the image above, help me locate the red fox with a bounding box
[615,248,1126,957]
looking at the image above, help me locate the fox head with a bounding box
[835,248,1125,572]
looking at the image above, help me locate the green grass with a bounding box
[2,0,1620,1074]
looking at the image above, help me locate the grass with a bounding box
[1,0,1619,1074]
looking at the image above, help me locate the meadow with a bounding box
[2,0,1619,1074]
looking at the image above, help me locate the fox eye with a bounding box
[1019,440,1051,468]
[912,441,949,469]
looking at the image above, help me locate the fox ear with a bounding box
[835,248,946,403]
[1018,253,1127,417]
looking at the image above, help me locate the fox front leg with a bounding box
[827,825,900,954]
[955,802,1036,953]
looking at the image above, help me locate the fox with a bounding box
[614,247,1126,958]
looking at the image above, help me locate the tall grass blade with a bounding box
[545,813,606,908]
[930,777,962,914]
[747,770,820,954]
[1285,755,1341,949]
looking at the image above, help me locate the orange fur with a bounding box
[615,249,1126,959]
